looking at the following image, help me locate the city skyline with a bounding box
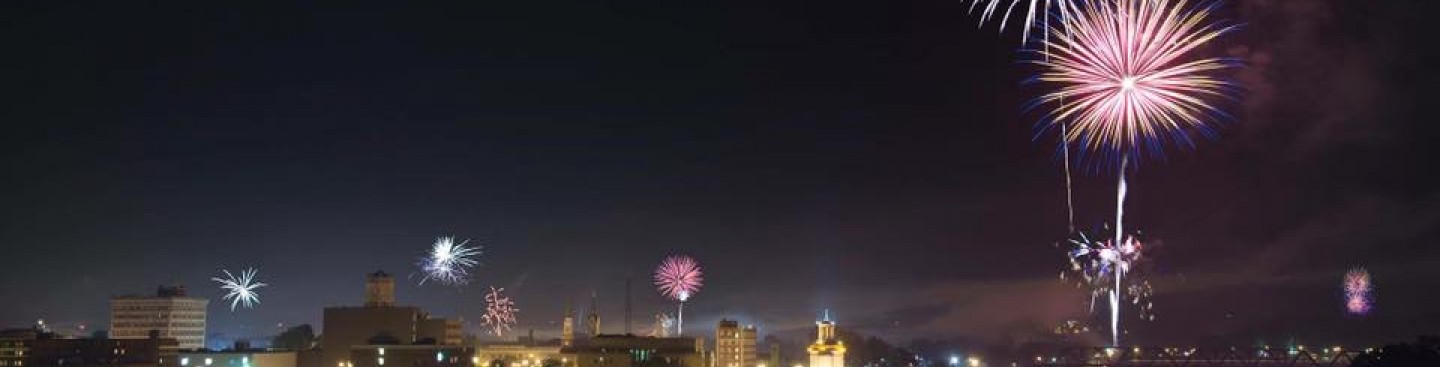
[3,0,1439,353]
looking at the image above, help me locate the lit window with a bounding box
[378,358,385,366]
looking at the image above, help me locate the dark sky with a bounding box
[2,0,1438,349]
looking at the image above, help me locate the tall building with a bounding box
[111,286,209,350]
[805,312,843,367]
[364,271,395,307]
[323,271,460,367]
[561,306,575,347]
[585,293,600,337]
[0,328,38,367]
[713,320,755,367]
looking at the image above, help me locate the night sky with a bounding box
[2,0,1438,349]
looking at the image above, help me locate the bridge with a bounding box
[1032,347,1361,367]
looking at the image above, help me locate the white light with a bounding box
[379,358,385,366]
[205,358,213,366]
[437,353,445,362]
[967,357,980,367]
[379,348,386,356]
[182,358,190,366]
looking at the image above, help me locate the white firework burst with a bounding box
[212,268,267,311]
[417,236,482,286]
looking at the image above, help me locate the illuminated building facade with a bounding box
[805,312,843,367]
[110,286,209,350]
[713,320,755,367]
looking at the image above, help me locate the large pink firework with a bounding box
[653,255,703,334]
[1035,0,1235,346]
[1036,0,1236,163]
[654,255,703,302]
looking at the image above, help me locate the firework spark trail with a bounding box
[1344,268,1373,315]
[653,255,703,335]
[1038,0,1233,346]
[213,268,267,311]
[417,236,482,286]
[481,286,519,336]
[963,0,1077,43]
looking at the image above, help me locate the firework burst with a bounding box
[1036,0,1237,165]
[1060,229,1155,343]
[417,236,482,286]
[1344,268,1373,315]
[654,255,703,334]
[480,286,519,336]
[212,268,268,311]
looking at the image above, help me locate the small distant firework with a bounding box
[1053,319,1090,335]
[1060,229,1154,345]
[649,313,675,337]
[654,255,703,334]
[212,268,268,311]
[480,286,518,336]
[417,236,482,286]
[1344,268,1373,315]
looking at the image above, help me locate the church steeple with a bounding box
[586,291,601,336]
[562,303,575,346]
[808,310,846,367]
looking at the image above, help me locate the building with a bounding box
[111,286,210,350]
[476,340,568,367]
[177,350,297,367]
[567,335,704,367]
[764,343,779,367]
[805,312,843,367]
[585,295,600,337]
[322,271,462,367]
[561,307,575,348]
[417,318,462,346]
[0,328,38,367]
[713,320,755,367]
[365,271,396,307]
[348,345,474,367]
[26,335,179,367]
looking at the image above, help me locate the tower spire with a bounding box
[586,290,601,336]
